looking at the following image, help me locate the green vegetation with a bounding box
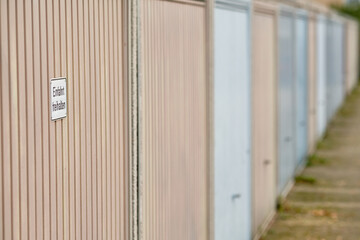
[333,3,360,20]
[306,154,327,167]
[295,175,317,185]
[338,104,353,117]
[316,137,335,150]
[276,196,285,211]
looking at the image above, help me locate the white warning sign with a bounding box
[50,77,67,121]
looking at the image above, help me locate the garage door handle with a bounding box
[264,159,271,165]
[232,194,241,200]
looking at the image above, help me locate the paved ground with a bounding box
[262,85,360,240]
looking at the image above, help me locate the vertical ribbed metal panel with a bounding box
[252,2,277,237]
[139,1,207,240]
[345,20,359,93]
[0,0,129,239]
[335,22,345,112]
[308,15,317,153]
[326,19,344,122]
[214,1,251,239]
[278,7,296,194]
[326,20,333,122]
[317,15,327,138]
[295,12,308,166]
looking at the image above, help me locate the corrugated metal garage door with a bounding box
[252,2,277,237]
[326,19,345,122]
[139,0,207,239]
[345,20,358,93]
[214,1,251,239]
[278,7,296,195]
[317,15,327,138]
[0,0,129,239]
[308,14,317,153]
[295,11,309,167]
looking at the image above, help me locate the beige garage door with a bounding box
[139,0,208,239]
[252,2,277,237]
[345,20,359,93]
[0,0,129,239]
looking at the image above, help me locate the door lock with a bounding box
[264,159,271,165]
[232,193,241,200]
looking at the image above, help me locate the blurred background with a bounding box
[0,0,360,240]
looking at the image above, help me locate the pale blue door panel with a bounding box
[326,21,344,122]
[278,11,296,194]
[214,5,251,240]
[296,15,308,167]
[326,21,335,122]
[317,17,327,138]
[334,23,345,112]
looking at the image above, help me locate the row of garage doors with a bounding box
[214,1,358,239]
[0,0,358,239]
